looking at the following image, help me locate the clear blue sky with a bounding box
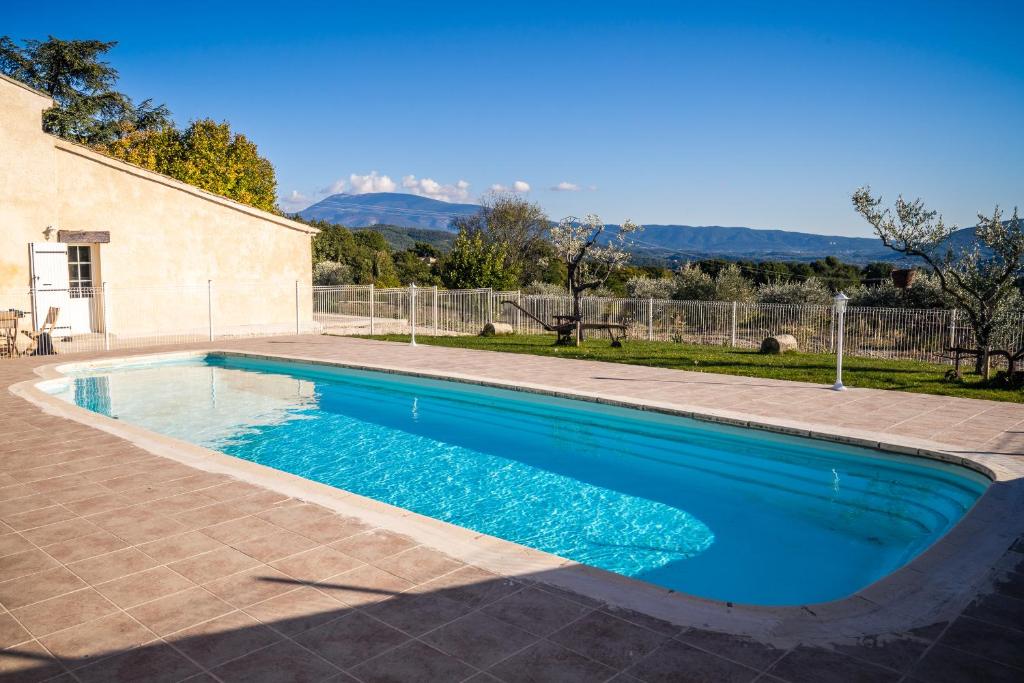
[7,1,1022,236]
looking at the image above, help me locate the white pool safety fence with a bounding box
[1,282,1021,365]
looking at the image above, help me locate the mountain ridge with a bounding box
[299,192,974,263]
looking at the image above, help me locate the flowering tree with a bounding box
[550,215,641,343]
[852,187,1024,378]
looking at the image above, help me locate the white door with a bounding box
[28,243,92,334]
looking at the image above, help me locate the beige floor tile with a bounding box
[2,505,76,531]
[243,586,347,637]
[169,546,261,584]
[0,548,60,580]
[165,610,282,669]
[374,546,464,584]
[0,612,32,648]
[39,612,156,668]
[313,564,413,608]
[288,515,371,544]
[127,587,234,636]
[68,547,158,585]
[330,529,417,563]
[22,517,102,547]
[0,532,35,559]
[137,530,225,564]
[41,531,129,564]
[203,566,299,608]
[228,528,318,563]
[270,546,363,582]
[12,588,118,637]
[95,566,195,609]
[200,515,281,545]
[0,566,88,610]
[63,492,133,517]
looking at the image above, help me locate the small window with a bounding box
[68,246,94,298]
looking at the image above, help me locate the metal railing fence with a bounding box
[313,285,1024,365]
[3,281,1021,365]
[1,281,312,358]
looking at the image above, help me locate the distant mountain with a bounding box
[353,224,457,253]
[300,193,479,230]
[609,224,895,262]
[301,192,978,263]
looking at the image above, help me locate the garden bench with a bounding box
[940,345,1024,379]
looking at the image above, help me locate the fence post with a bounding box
[207,280,214,341]
[487,289,494,324]
[432,286,439,336]
[409,284,417,346]
[833,293,849,390]
[829,305,835,353]
[948,309,957,349]
[369,284,375,335]
[294,281,301,335]
[647,298,654,341]
[731,301,737,347]
[101,282,110,351]
[516,291,522,332]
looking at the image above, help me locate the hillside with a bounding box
[302,191,978,263]
[300,193,478,230]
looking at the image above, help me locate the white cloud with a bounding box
[490,180,531,194]
[550,181,580,192]
[348,171,396,194]
[279,190,312,212]
[401,175,472,202]
[319,179,347,195]
[292,171,481,209]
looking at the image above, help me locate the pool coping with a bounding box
[12,347,1024,647]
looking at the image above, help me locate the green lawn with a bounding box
[360,333,1024,403]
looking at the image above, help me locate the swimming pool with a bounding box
[48,353,987,605]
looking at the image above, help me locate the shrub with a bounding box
[847,272,951,309]
[755,277,831,305]
[714,264,755,302]
[673,265,717,301]
[625,276,675,299]
[523,281,568,296]
[313,261,353,286]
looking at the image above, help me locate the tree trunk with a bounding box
[976,345,992,380]
[974,322,993,380]
[569,270,583,345]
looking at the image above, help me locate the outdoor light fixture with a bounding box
[409,283,418,347]
[833,291,849,391]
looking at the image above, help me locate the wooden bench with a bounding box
[553,315,628,347]
[939,345,1024,378]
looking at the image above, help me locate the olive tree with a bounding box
[550,215,641,343]
[852,187,1024,378]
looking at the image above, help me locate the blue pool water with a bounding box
[49,354,987,605]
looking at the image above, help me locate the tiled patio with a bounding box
[1,335,1022,682]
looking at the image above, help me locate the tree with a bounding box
[669,264,715,300]
[441,229,520,290]
[755,277,832,305]
[394,249,440,286]
[714,264,755,302]
[310,222,357,263]
[313,261,353,286]
[625,275,676,299]
[352,231,399,287]
[550,215,641,343]
[853,187,1024,378]
[0,36,170,144]
[450,193,549,279]
[100,119,278,212]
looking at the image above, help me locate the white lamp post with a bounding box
[409,283,417,346]
[833,292,849,391]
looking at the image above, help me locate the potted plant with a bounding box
[891,267,917,289]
